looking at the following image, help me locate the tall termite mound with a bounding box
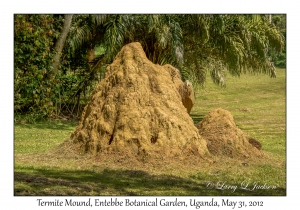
[196,108,263,159]
[69,42,209,160]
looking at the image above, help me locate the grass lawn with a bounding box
[14,68,286,196]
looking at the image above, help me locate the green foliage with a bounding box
[271,51,286,68]
[14,14,58,121]
[269,14,286,68]
[68,14,108,56]
[181,15,284,87]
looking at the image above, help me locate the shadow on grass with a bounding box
[190,114,205,125]
[14,120,77,131]
[14,166,286,196]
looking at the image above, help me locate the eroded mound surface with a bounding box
[196,108,263,158]
[69,42,209,161]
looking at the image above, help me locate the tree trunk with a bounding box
[52,14,73,76]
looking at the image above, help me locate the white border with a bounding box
[2,0,299,209]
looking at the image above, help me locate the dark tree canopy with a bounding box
[14,14,285,121]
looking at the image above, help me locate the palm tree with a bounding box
[66,14,284,88]
[67,14,108,64]
[180,14,284,86]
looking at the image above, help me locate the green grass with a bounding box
[14,120,77,154]
[14,164,285,196]
[192,68,286,159]
[94,45,106,56]
[14,69,286,196]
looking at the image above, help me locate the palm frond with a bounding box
[147,15,160,34]
[104,15,126,61]
[90,14,108,26]
[209,59,227,87]
[170,20,184,67]
[264,23,285,52]
[68,24,92,54]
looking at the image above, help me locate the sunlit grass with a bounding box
[14,120,77,154]
[192,68,286,158]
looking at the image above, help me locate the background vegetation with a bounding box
[14,14,285,122]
